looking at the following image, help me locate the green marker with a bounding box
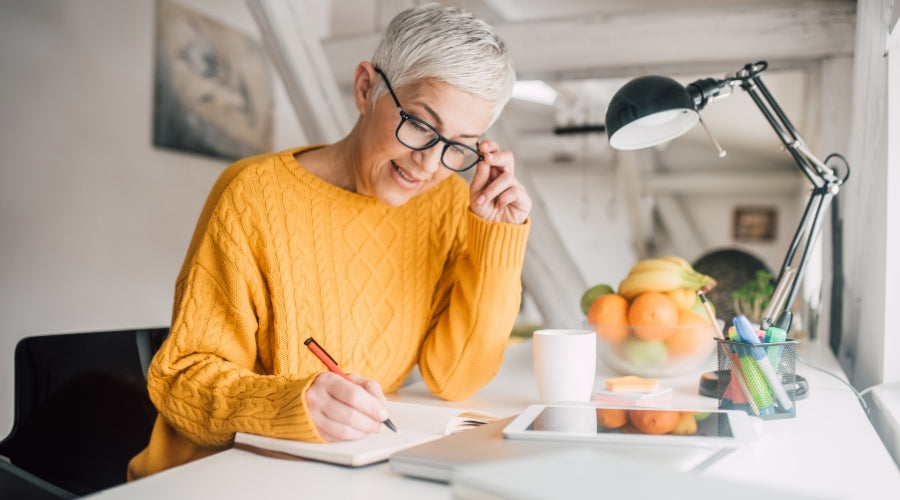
[729,324,775,415]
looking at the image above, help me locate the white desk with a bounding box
[89,340,900,500]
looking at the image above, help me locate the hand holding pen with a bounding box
[304,337,397,440]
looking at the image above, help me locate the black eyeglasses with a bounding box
[374,67,483,172]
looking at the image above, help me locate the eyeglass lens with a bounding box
[396,117,481,171]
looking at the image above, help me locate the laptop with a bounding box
[389,416,551,482]
[389,416,729,483]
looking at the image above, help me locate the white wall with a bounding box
[886,5,900,385]
[0,0,304,437]
[525,160,638,290]
[840,0,894,388]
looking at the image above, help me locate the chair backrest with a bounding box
[0,327,169,497]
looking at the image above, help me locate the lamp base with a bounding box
[698,370,808,400]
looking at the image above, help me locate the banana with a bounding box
[619,257,717,299]
[628,256,706,278]
[618,266,716,299]
[626,258,686,276]
[617,270,703,299]
[659,255,693,270]
[661,256,717,290]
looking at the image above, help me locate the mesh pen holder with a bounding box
[715,339,799,420]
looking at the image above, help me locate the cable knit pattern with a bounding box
[127,147,530,479]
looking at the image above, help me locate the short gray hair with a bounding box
[370,3,515,125]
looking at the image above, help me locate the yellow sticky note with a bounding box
[605,375,659,393]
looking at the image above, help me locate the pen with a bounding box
[697,291,724,340]
[733,315,794,411]
[304,337,398,433]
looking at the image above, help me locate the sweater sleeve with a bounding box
[418,209,530,401]
[146,173,325,448]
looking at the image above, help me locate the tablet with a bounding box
[503,404,757,448]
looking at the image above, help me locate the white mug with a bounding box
[533,329,597,403]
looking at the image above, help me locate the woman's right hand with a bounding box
[304,372,391,441]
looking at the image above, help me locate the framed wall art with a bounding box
[153,0,274,161]
[732,206,777,242]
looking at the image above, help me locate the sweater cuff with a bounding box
[466,213,530,269]
[258,374,325,443]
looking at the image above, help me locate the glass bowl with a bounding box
[590,323,716,378]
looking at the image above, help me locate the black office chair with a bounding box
[0,327,168,497]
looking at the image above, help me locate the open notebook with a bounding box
[233,401,495,467]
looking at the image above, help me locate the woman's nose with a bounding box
[413,144,444,173]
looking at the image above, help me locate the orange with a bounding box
[587,293,629,342]
[596,408,628,429]
[666,310,713,356]
[628,409,680,435]
[627,292,678,340]
[628,292,678,326]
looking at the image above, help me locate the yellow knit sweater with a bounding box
[128,147,530,479]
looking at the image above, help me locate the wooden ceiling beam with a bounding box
[320,0,856,86]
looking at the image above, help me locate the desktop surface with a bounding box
[86,339,900,500]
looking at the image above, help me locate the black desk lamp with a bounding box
[605,61,850,333]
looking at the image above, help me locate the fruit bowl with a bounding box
[581,256,719,378]
[591,323,716,378]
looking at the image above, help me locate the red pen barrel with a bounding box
[304,337,353,382]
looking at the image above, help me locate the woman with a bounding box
[129,3,531,479]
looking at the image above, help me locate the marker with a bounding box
[728,326,775,415]
[764,326,787,368]
[725,349,760,416]
[733,315,794,411]
[304,337,397,433]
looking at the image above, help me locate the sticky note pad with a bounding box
[605,375,659,393]
[592,387,673,407]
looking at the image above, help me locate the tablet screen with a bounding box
[526,406,734,438]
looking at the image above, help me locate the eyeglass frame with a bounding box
[373,66,483,173]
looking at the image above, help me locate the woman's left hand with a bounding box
[468,140,532,224]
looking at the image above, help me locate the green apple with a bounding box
[621,337,668,367]
[580,284,615,315]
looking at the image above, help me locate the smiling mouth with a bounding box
[393,162,420,183]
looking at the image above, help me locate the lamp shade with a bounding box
[605,75,699,150]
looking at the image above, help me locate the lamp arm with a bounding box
[740,79,830,190]
[776,187,836,329]
[701,62,849,332]
[792,142,844,184]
